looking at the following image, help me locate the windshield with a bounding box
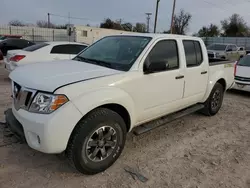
[207,44,227,51]
[238,55,250,67]
[73,36,152,71]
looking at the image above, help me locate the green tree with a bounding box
[134,23,146,33]
[197,24,220,37]
[100,18,123,30]
[172,9,192,35]
[221,14,249,37]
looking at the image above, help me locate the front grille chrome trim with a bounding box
[12,82,37,111]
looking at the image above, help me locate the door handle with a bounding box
[201,71,207,74]
[175,75,184,79]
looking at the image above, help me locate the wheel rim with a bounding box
[85,126,117,162]
[211,89,221,111]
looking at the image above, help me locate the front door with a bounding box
[134,39,185,123]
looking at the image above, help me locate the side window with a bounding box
[227,45,232,51]
[146,40,179,70]
[69,45,87,54]
[51,44,88,54]
[232,45,237,51]
[51,45,69,54]
[183,40,203,67]
[194,41,203,64]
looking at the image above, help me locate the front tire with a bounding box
[66,108,127,175]
[202,83,224,116]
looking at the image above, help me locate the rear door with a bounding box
[183,40,209,101]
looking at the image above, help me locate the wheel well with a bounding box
[100,104,131,132]
[217,78,226,91]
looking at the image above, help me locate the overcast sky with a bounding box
[1,0,250,34]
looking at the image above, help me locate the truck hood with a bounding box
[9,60,122,92]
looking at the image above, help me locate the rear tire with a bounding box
[202,83,224,116]
[66,108,127,175]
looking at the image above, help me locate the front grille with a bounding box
[235,76,250,82]
[12,82,36,111]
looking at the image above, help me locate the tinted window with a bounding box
[194,41,203,64]
[23,43,49,52]
[51,44,88,54]
[146,40,179,70]
[238,55,250,67]
[183,40,203,67]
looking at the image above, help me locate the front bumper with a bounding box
[5,102,82,154]
[233,82,250,92]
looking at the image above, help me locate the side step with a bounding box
[133,104,204,135]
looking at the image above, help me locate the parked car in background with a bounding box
[4,41,88,72]
[237,46,246,58]
[233,54,250,92]
[0,38,34,56]
[0,34,23,42]
[6,34,235,175]
[207,43,240,61]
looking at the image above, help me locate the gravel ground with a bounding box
[0,65,250,188]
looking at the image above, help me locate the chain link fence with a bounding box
[0,25,75,43]
[202,37,250,48]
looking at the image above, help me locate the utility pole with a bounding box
[145,13,152,33]
[154,0,160,33]
[47,13,50,28]
[170,0,176,34]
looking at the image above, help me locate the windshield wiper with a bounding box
[73,56,113,68]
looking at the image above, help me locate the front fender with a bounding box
[71,87,136,129]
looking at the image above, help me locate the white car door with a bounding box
[182,40,209,103]
[133,39,185,123]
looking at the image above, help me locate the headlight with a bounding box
[215,52,220,56]
[29,92,68,114]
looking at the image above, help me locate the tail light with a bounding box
[10,55,26,62]
[234,61,238,77]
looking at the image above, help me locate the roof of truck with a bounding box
[112,33,202,40]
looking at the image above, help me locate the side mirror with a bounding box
[144,60,168,74]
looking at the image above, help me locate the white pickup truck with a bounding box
[5,34,235,175]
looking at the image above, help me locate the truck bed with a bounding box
[208,59,235,90]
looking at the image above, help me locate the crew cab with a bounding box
[5,34,235,175]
